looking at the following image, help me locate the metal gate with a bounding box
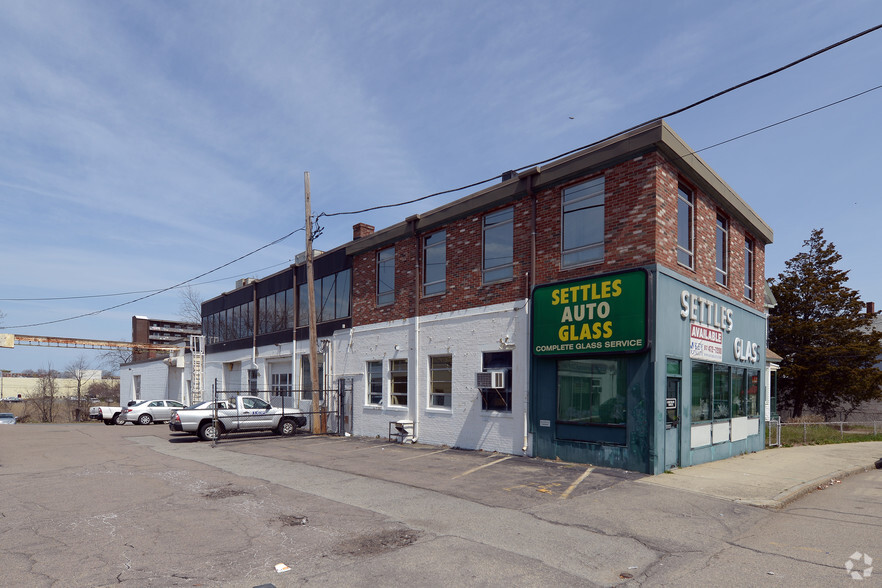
[327,377,353,436]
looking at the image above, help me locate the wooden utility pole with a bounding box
[304,172,324,433]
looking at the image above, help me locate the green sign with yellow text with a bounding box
[532,269,647,356]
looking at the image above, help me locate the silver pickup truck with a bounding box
[169,395,307,441]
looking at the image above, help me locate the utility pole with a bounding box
[304,172,324,433]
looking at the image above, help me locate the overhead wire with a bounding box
[316,22,882,221]
[0,259,296,302]
[6,228,305,330]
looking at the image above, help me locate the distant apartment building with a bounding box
[131,315,200,362]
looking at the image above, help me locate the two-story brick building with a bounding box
[192,119,772,474]
[334,119,771,474]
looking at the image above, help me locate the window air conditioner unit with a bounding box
[476,370,505,389]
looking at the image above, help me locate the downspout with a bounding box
[251,285,258,380]
[408,215,421,443]
[524,170,538,454]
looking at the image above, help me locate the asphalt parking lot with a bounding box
[0,423,652,587]
[165,427,646,509]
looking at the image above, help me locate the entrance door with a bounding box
[664,375,681,470]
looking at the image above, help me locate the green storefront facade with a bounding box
[530,265,767,474]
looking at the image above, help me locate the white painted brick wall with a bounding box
[331,300,532,455]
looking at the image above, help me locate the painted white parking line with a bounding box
[559,467,594,500]
[452,455,514,479]
[398,448,450,461]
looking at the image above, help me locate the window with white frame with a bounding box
[744,237,755,300]
[483,207,513,283]
[715,214,728,287]
[133,375,141,400]
[377,247,395,306]
[562,177,604,267]
[389,359,408,406]
[423,231,446,296]
[677,184,694,268]
[247,369,259,392]
[271,372,292,396]
[367,361,383,405]
[429,355,452,408]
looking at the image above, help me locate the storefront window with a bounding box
[691,362,712,422]
[731,368,746,417]
[746,370,760,417]
[557,358,626,426]
[713,365,730,420]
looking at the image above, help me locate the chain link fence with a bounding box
[767,419,882,447]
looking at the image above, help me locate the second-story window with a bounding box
[483,207,514,284]
[715,214,728,287]
[677,184,694,268]
[377,247,395,306]
[297,269,351,326]
[423,230,446,296]
[562,177,604,267]
[744,237,755,300]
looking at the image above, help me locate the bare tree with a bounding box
[65,355,94,422]
[29,364,59,422]
[98,340,133,376]
[89,378,120,404]
[177,285,204,325]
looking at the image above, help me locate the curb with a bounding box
[761,463,876,509]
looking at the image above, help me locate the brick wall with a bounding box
[351,150,767,327]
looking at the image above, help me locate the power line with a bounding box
[317,23,882,221]
[6,228,305,330]
[0,259,295,302]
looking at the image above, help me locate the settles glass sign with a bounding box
[532,270,647,356]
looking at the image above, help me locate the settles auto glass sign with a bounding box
[532,270,647,356]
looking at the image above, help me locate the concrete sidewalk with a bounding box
[639,441,882,508]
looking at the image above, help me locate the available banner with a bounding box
[531,269,647,356]
[688,323,723,362]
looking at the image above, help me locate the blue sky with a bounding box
[1,1,881,373]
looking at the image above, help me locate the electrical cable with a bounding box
[317,23,882,220]
[0,259,295,302]
[5,228,305,330]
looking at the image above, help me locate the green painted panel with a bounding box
[532,269,648,356]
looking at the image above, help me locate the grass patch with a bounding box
[778,424,882,447]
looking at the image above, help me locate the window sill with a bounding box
[363,404,384,410]
[481,410,513,418]
[560,258,603,271]
[385,405,409,411]
[481,277,514,287]
[421,291,446,299]
[676,261,696,273]
[426,407,452,414]
[376,300,394,308]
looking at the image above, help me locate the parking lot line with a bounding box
[397,448,450,461]
[559,466,594,500]
[452,455,513,479]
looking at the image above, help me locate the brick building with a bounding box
[196,119,773,474]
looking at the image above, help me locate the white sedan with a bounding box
[122,400,186,425]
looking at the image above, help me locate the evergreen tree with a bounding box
[768,229,882,418]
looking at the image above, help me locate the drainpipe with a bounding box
[524,169,539,454]
[408,214,421,443]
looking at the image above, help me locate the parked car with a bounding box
[121,400,186,425]
[171,395,306,440]
[168,400,233,432]
[0,413,17,424]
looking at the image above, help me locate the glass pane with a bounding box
[691,362,712,422]
[430,356,452,408]
[713,365,730,420]
[286,288,294,329]
[367,361,382,405]
[336,270,351,318]
[298,283,308,327]
[321,276,335,322]
[377,248,395,304]
[389,359,408,406]
[747,370,760,417]
[483,207,513,279]
[424,231,446,295]
[556,358,626,425]
[731,368,746,417]
[666,358,681,376]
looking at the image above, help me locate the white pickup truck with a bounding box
[89,405,124,425]
[169,395,307,441]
